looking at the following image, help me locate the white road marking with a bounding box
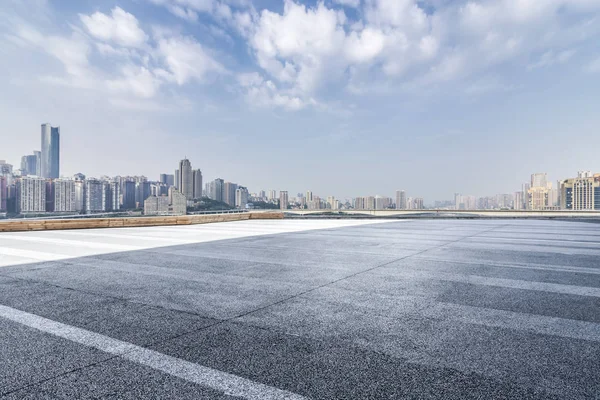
[0,219,397,268]
[0,304,306,399]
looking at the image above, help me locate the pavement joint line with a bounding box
[0,304,307,400]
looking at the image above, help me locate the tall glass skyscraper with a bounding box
[41,123,60,179]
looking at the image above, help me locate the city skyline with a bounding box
[1,1,600,201]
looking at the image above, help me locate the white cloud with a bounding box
[80,7,148,48]
[237,72,310,110]
[155,35,225,85]
[107,65,162,98]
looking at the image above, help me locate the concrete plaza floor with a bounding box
[0,219,599,399]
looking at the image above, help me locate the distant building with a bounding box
[106,181,121,211]
[85,179,106,213]
[280,191,289,210]
[40,123,60,179]
[236,186,249,208]
[144,196,170,215]
[16,176,46,214]
[224,182,237,206]
[20,152,40,176]
[527,173,553,210]
[193,169,203,199]
[560,172,600,210]
[160,174,175,187]
[49,178,76,212]
[209,178,224,202]
[0,176,7,211]
[178,159,193,199]
[305,191,313,203]
[269,190,277,201]
[396,190,407,210]
[135,177,150,207]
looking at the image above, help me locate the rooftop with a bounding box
[0,219,599,399]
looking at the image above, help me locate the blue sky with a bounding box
[1,0,600,202]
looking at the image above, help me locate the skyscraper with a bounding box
[224,182,238,206]
[210,178,224,202]
[0,176,8,211]
[41,123,60,179]
[280,191,288,210]
[178,159,193,199]
[193,169,203,199]
[395,190,407,209]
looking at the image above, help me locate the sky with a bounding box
[1,0,599,202]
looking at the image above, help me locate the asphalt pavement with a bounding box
[0,219,599,399]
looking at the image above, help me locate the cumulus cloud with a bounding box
[155,34,226,85]
[80,7,148,48]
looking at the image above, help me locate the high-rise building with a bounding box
[20,152,40,176]
[236,186,249,208]
[527,173,552,210]
[193,169,203,199]
[560,172,600,210]
[106,181,121,211]
[514,192,524,210]
[49,178,76,212]
[396,190,407,210]
[41,123,60,179]
[85,179,106,214]
[306,191,313,203]
[169,188,187,215]
[224,182,238,206]
[135,177,150,207]
[413,197,424,210]
[160,174,175,187]
[16,176,46,214]
[280,191,289,210]
[0,176,7,211]
[268,190,277,201]
[174,169,180,189]
[177,159,193,199]
[209,178,224,202]
[121,180,136,210]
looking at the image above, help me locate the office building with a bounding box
[16,176,46,214]
[224,182,238,206]
[40,123,60,179]
[193,169,203,199]
[560,172,600,210]
[177,159,193,199]
[160,174,175,187]
[280,191,288,210]
[236,186,249,208]
[20,152,40,176]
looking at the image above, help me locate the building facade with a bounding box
[50,179,76,212]
[16,176,46,214]
[193,169,203,199]
[235,186,249,208]
[178,159,193,199]
[560,172,600,210]
[41,123,60,179]
[279,191,289,210]
[85,179,106,214]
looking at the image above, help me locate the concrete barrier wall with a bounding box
[0,212,284,233]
